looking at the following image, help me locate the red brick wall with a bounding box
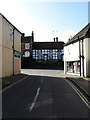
[21,44,25,58]
[14,57,21,74]
[21,43,32,59]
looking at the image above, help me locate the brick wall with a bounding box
[21,43,32,58]
[21,44,25,58]
[14,57,21,74]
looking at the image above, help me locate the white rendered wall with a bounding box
[87,38,90,76]
[0,15,2,78]
[84,38,90,77]
[84,38,87,77]
[64,38,90,77]
[64,42,79,74]
[64,42,79,62]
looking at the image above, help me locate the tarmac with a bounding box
[1,71,90,101]
[61,73,90,101]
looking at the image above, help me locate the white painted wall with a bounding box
[64,42,79,62]
[64,61,67,74]
[0,15,2,78]
[64,38,90,77]
[84,38,90,77]
[84,38,87,77]
[87,38,90,76]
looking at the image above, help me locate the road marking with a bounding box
[0,76,29,94]
[64,78,90,109]
[29,77,43,111]
[29,87,40,111]
[65,78,90,108]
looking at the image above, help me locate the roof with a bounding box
[64,23,90,46]
[21,36,32,43]
[32,42,65,49]
[0,13,22,34]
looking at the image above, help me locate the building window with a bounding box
[36,56,38,60]
[44,55,47,61]
[33,56,35,59]
[9,28,12,41]
[25,43,30,49]
[48,56,49,59]
[33,49,35,55]
[42,50,44,54]
[36,52,37,55]
[53,56,56,59]
[33,49,35,52]
[33,52,35,55]
[45,50,47,54]
[39,50,41,53]
[39,55,41,59]
[56,56,58,59]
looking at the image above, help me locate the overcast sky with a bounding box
[0,0,89,43]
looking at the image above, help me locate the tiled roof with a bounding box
[32,42,65,49]
[64,23,90,46]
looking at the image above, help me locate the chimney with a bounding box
[54,38,55,42]
[22,33,25,36]
[32,31,34,43]
[56,37,58,42]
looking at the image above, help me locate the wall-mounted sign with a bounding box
[14,50,21,56]
[25,51,30,57]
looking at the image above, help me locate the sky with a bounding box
[0,0,89,43]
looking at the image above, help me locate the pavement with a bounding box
[2,73,28,89]
[1,70,90,100]
[66,76,90,98]
[61,74,90,100]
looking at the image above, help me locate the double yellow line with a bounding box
[64,78,90,109]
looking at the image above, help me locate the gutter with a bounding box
[66,77,90,101]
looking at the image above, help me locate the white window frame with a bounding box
[25,43,30,49]
[9,27,12,41]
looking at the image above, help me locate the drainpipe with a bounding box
[30,31,34,61]
[82,39,84,77]
[79,36,81,76]
[13,27,15,76]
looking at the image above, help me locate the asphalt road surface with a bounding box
[2,69,89,119]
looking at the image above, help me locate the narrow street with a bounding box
[2,69,89,118]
